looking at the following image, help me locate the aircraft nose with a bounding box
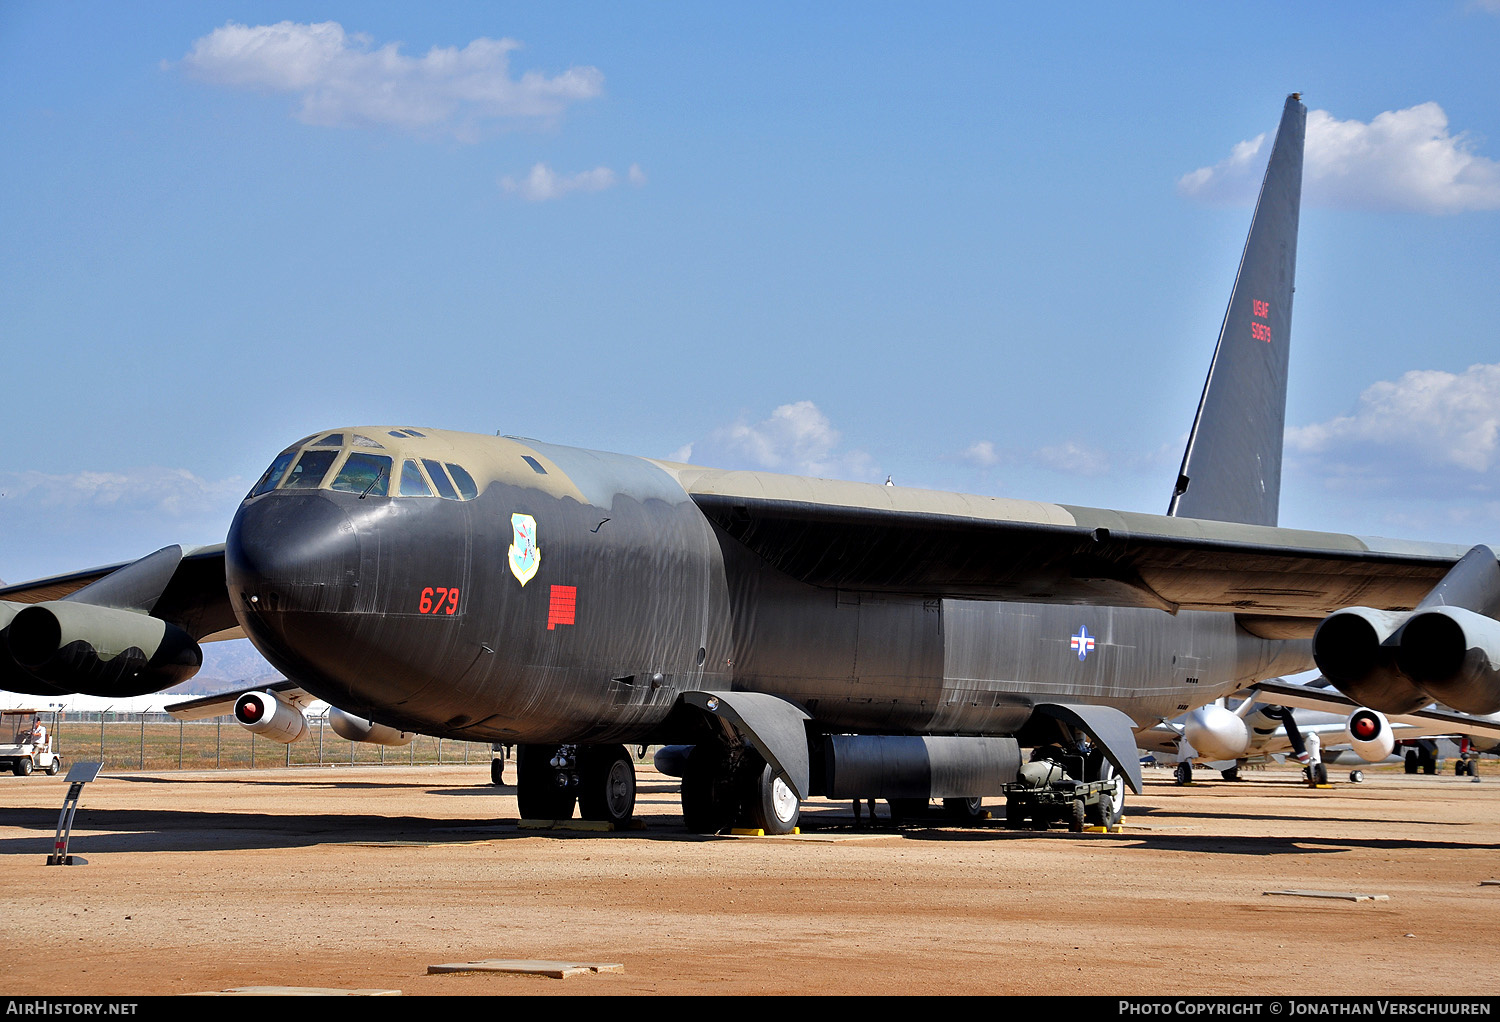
[227,492,362,617]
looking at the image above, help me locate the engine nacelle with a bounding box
[1346,708,1395,763]
[328,707,414,746]
[5,601,201,698]
[1182,704,1251,761]
[0,602,72,696]
[1393,607,1500,716]
[1313,607,1429,714]
[235,691,308,744]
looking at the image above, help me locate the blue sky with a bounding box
[3,2,1500,588]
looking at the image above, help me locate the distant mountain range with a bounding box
[165,637,282,695]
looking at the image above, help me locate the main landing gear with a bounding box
[515,743,638,825]
[680,741,800,835]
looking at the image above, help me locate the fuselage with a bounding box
[225,426,1314,743]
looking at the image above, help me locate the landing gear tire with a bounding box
[1349,769,1364,783]
[490,758,505,786]
[943,796,986,823]
[515,744,576,820]
[1311,762,1328,785]
[1086,762,1124,827]
[1420,748,1436,775]
[579,745,636,825]
[1404,750,1418,774]
[743,762,800,835]
[1068,798,1086,833]
[14,758,33,777]
[1220,766,1240,782]
[1174,761,1193,785]
[681,747,739,834]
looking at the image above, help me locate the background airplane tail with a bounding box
[1167,93,1306,528]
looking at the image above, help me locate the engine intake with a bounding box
[5,601,201,698]
[1313,608,1429,714]
[1346,708,1395,763]
[235,691,308,744]
[1393,607,1500,715]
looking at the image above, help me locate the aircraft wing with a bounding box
[1234,679,1500,743]
[0,544,241,642]
[687,472,1469,634]
[166,680,318,721]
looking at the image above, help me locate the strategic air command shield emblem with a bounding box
[508,513,540,586]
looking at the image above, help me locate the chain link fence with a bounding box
[30,710,495,772]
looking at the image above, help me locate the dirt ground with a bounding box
[2,758,1497,997]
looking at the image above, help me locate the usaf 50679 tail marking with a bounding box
[4,95,1499,833]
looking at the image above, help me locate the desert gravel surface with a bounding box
[3,760,1498,997]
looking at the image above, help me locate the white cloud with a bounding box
[677,401,880,481]
[955,438,1111,476]
[1288,363,1500,476]
[178,21,603,137]
[499,162,647,201]
[1034,441,1111,476]
[0,468,248,582]
[500,163,616,201]
[961,441,1000,467]
[1178,103,1500,214]
[2,467,249,517]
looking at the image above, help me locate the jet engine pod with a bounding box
[1182,704,1251,761]
[235,691,309,744]
[0,602,72,696]
[1346,708,1395,763]
[1394,607,1500,716]
[328,707,414,747]
[1313,607,1429,714]
[5,601,201,697]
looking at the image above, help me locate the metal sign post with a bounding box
[47,761,104,866]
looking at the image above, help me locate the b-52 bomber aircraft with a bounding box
[5,95,1500,834]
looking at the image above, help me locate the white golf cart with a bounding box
[0,709,63,777]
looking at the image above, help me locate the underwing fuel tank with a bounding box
[329,708,415,747]
[4,600,202,698]
[1181,704,1251,761]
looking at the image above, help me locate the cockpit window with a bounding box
[282,449,339,489]
[330,453,391,496]
[447,463,479,500]
[351,434,385,448]
[311,433,344,447]
[249,450,297,498]
[399,459,432,497]
[422,459,459,499]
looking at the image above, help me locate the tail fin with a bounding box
[1168,93,1306,527]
